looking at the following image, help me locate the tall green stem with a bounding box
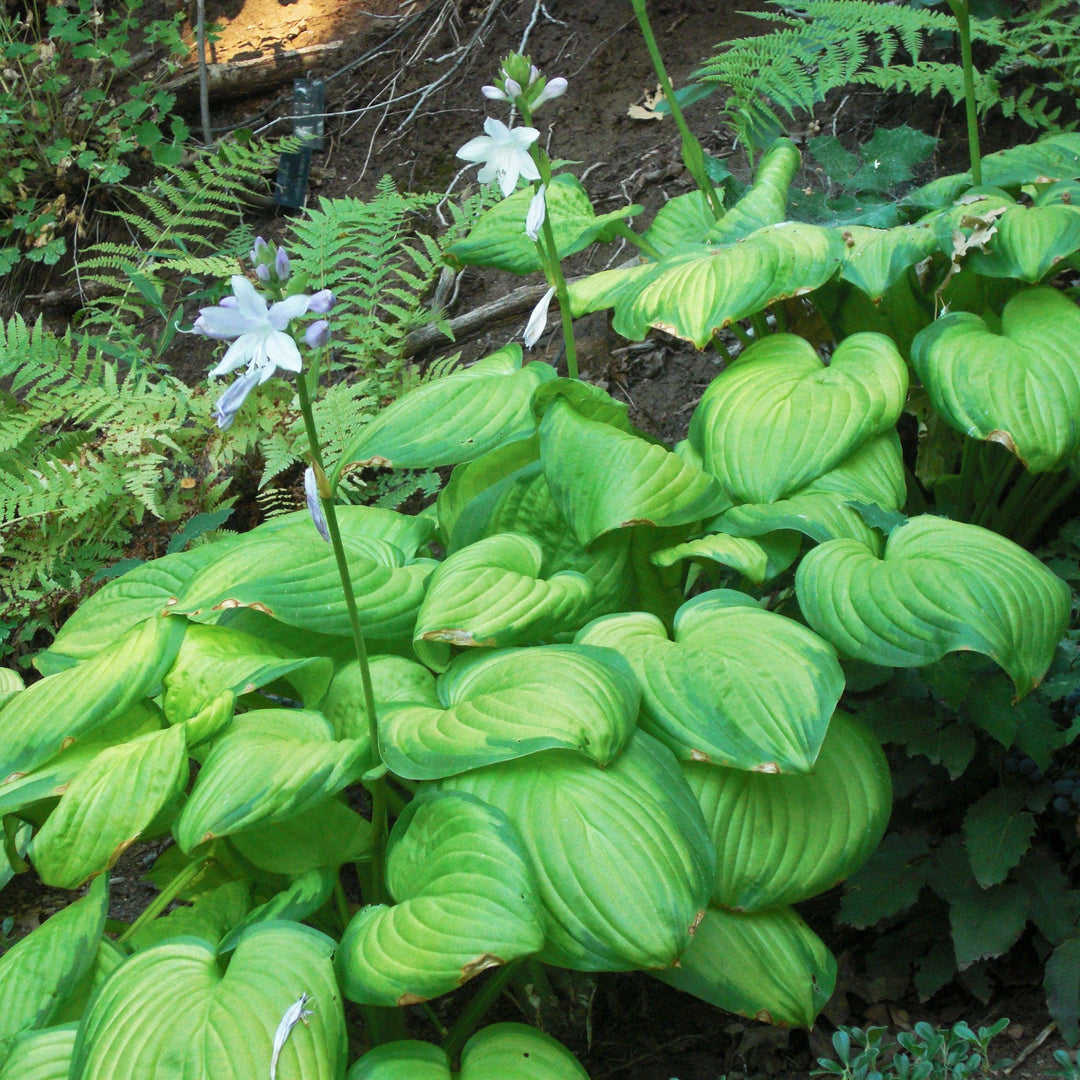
[442,961,523,1061]
[629,0,724,219]
[294,376,388,906]
[947,0,983,185]
[118,852,215,947]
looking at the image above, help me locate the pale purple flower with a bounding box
[199,275,310,380]
[211,368,261,430]
[274,247,291,282]
[528,65,540,86]
[524,286,556,348]
[305,320,329,348]
[525,184,547,242]
[482,84,508,101]
[308,289,336,314]
[304,467,330,543]
[532,77,567,109]
[255,263,271,283]
[251,236,270,265]
[457,117,541,197]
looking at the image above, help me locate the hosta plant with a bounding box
[1,30,1078,1080]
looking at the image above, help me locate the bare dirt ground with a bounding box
[5,1,1077,1077]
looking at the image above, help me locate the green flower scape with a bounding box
[1,2,1080,1077]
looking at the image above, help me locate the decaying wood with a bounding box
[403,281,560,357]
[162,41,344,109]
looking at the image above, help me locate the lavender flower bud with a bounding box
[482,84,508,101]
[274,246,291,282]
[304,466,331,543]
[255,263,271,283]
[532,77,567,109]
[304,319,330,348]
[251,236,270,265]
[308,289,336,314]
[503,76,522,99]
[211,368,261,430]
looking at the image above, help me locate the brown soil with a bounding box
[6,1,1077,1077]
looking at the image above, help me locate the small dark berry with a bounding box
[1054,796,1073,815]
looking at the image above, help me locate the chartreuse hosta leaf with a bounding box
[437,437,633,624]
[796,515,1070,696]
[322,655,438,740]
[578,591,843,772]
[0,1023,76,1080]
[838,223,939,300]
[708,137,801,243]
[570,221,845,348]
[338,791,544,1006]
[176,710,367,851]
[162,623,333,725]
[0,702,162,818]
[261,503,437,559]
[348,1024,589,1080]
[29,723,189,888]
[412,533,594,672]
[707,432,907,553]
[540,399,726,547]
[440,732,714,972]
[70,922,346,1080]
[688,332,908,504]
[379,644,639,779]
[174,528,434,646]
[965,203,1080,281]
[905,131,1080,208]
[42,541,242,667]
[911,287,1080,473]
[127,880,252,953]
[335,346,555,476]
[0,874,106,1057]
[650,530,801,584]
[445,172,643,274]
[685,711,891,911]
[0,615,185,784]
[228,799,372,876]
[219,868,335,953]
[655,905,836,1029]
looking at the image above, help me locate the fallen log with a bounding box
[161,41,344,109]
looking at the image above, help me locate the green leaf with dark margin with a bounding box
[0,616,185,783]
[0,702,162,818]
[380,644,639,779]
[688,332,908,504]
[337,791,544,1006]
[440,732,715,972]
[569,222,845,347]
[218,869,335,953]
[540,399,725,547]
[0,1024,76,1080]
[654,905,836,1029]
[228,798,372,876]
[649,530,800,583]
[322,655,437,741]
[175,710,367,851]
[174,530,434,645]
[412,533,595,671]
[0,875,106,1057]
[685,711,891,910]
[29,724,188,888]
[43,541,241,664]
[346,1024,590,1080]
[69,923,346,1080]
[445,172,643,274]
[796,515,1070,695]
[336,346,554,475]
[577,590,843,772]
[963,785,1036,889]
[127,880,251,953]
[162,624,333,724]
[910,287,1080,473]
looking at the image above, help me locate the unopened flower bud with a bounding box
[255,263,271,283]
[482,84,508,101]
[525,184,546,242]
[304,319,330,348]
[524,285,556,348]
[274,246,291,282]
[251,236,270,265]
[532,77,567,109]
[503,76,522,99]
[308,289,336,314]
[304,466,331,543]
